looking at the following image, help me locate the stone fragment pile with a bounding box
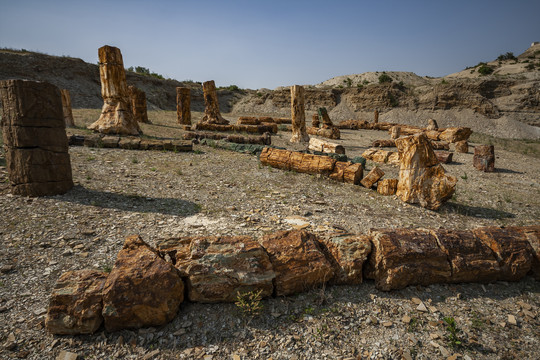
[46,225,539,334]
[0,79,74,196]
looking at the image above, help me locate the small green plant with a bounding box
[304,305,315,315]
[101,264,113,273]
[86,175,92,180]
[443,317,463,348]
[343,77,352,87]
[378,72,393,83]
[408,317,419,332]
[150,167,157,172]
[441,79,448,84]
[460,172,468,180]
[86,156,96,161]
[235,289,263,317]
[131,158,139,164]
[176,169,183,176]
[471,312,485,330]
[497,52,516,61]
[194,149,203,154]
[477,64,494,75]
[362,80,370,85]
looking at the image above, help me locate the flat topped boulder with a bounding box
[88,45,141,135]
[102,235,184,332]
[258,230,334,296]
[395,133,457,210]
[157,236,275,303]
[46,269,107,335]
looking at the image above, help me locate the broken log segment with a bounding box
[307,126,340,140]
[193,122,277,134]
[360,166,385,189]
[371,139,396,148]
[290,85,309,143]
[377,179,398,195]
[435,151,453,164]
[473,145,495,172]
[308,137,345,154]
[183,131,271,145]
[361,148,400,165]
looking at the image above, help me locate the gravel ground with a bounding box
[0,110,539,359]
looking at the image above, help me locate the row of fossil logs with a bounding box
[68,134,192,152]
[45,225,540,334]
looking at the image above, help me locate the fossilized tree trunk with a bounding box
[374,109,379,123]
[390,126,400,139]
[308,137,345,154]
[290,85,309,143]
[60,89,75,127]
[201,80,229,125]
[473,145,495,172]
[311,113,320,128]
[176,87,191,126]
[128,86,149,124]
[317,107,334,128]
[395,134,457,210]
[88,46,141,135]
[0,80,73,196]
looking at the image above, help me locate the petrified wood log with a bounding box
[336,119,369,130]
[374,109,379,124]
[290,85,309,143]
[317,107,334,128]
[201,80,229,125]
[508,225,540,280]
[367,228,452,291]
[128,85,149,123]
[60,89,75,127]
[455,140,468,153]
[439,127,472,143]
[435,151,453,164]
[157,236,275,302]
[308,137,345,154]
[88,46,141,135]
[176,87,191,125]
[46,270,107,335]
[425,130,441,141]
[183,131,271,145]
[361,148,400,165]
[307,126,340,139]
[102,235,184,332]
[317,235,372,285]
[473,145,495,172]
[237,116,260,125]
[329,161,363,184]
[377,178,398,195]
[395,134,457,210]
[312,113,320,128]
[193,122,277,134]
[390,126,400,139]
[0,79,74,196]
[360,166,385,188]
[371,139,396,147]
[259,230,334,296]
[429,140,450,150]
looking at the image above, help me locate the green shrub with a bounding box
[497,52,516,61]
[378,72,393,83]
[477,64,494,75]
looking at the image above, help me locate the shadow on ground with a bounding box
[442,202,515,219]
[60,185,201,216]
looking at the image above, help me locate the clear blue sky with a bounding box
[1,0,539,89]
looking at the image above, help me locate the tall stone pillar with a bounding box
[176,87,191,126]
[290,85,309,143]
[60,89,75,127]
[88,45,141,135]
[201,80,229,125]
[374,109,379,124]
[0,80,73,196]
[128,85,149,124]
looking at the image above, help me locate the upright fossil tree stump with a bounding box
[312,113,320,128]
[88,45,141,135]
[0,80,74,196]
[290,85,309,143]
[176,87,191,126]
[473,145,494,172]
[201,80,229,125]
[374,109,379,124]
[317,107,334,129]
[128,86,149,124]
[60,89,75,127]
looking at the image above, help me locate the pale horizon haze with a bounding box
[1,0,539,89]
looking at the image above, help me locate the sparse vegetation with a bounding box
[235,289,264,318]
[443,317,463,348]
[497,52,516,61]
[477,64,494,75]
[126,66,165,80]
[378,72,393,83]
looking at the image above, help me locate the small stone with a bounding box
[0,264,15,274]
[517,301,532,311]
[232,355,241,360]
[429,306,438,313]
[507,315,517,326]
[382,321,393,327]
[402,315,411,324]
[411,297,422,305]
[417,303,428,312]
[4,333,16,351]
[142,350,160,360]
[402,352,413,360]
[430,341,440,348]
[523,309,535,319]
[447,354,459,360]
[430,333,440,340]
[56,350,78,360]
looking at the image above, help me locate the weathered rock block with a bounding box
[157,236,275,303]
[377,178,398,195]
[508,225,540,280]
[308,137,345,154]
[371,139,396,148]
[396,134,457,210]
[46,270,107,335]
[367,228,451,291]
[473,227,533,281]
[439,127,472,143]
[431,229,500,283]
[435,151,453,164]
[329,161,363,184]
[361,148,400,165]
[201,80,229,125]
[102,235,184,332]
[176,87,191,125]
[259,230,334,296]
[318,235,371,285]
[360,166,384,189]
[455,140,468,153]
[60,89,75,127]
[390,125,401,139]
[290,85,309,143]
[426,118,438,131]
[290,152,336,175]
[473,145,495,172]
[0,79,74,196]
[311,113,320,127]
[307,126,340,139]
[88,46,141,135]
[128,85,149,123]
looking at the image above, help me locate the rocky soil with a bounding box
[1,109,539,359]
